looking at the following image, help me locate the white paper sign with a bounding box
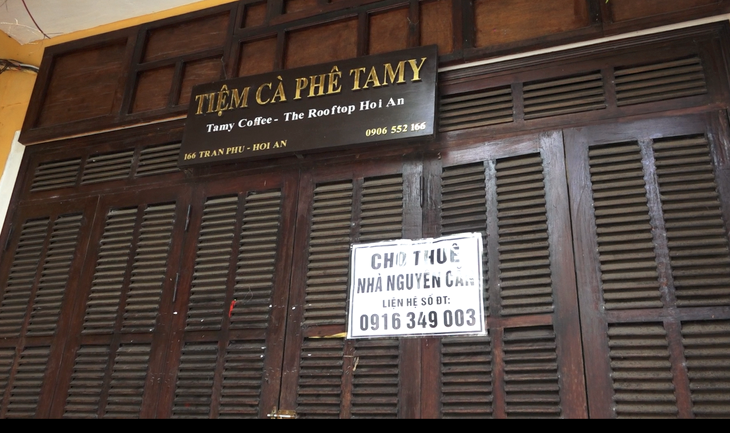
[347,233,486,339]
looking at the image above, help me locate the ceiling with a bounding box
[0,0,204,45]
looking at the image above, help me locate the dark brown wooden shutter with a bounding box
[680,320,730,418]
[615,57,707,107]
[46,189,184,419]
[281,159,416,419]
[565,113,730,419]
[29,158,82,192]
[523,71,606,120]
[427,132,587,419]
[439,86,513,132]
[440,335,493,418]
[0,199,95,419]
[162,172,297,419]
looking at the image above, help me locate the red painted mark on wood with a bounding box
[229,299,237,318]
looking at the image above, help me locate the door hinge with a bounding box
[184,205,192,232]
[172,273,180,303]
[267,407,297,419]
[420,174,425,208]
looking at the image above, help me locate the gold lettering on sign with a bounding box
[350,57,428,91]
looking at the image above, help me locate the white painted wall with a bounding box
[0,131,25,236]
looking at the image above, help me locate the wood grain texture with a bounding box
[178,58,224,106]
[37,41,127,128]
[243,1,268,28]
[132,67,175,113]
[285,0,320,14]
[474,0,590,47]
[609,0,720,22]
[143,12,230,63]
[285,18,358,68]
[238,37,278,77]
[421,0,453,55]
[369,7,410,55]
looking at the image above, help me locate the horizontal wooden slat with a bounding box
[30,159,81,192]
[351,339,399,419]
[27,214,83,336]
[122,203,176,333]
[503,326,561,418]
[297,339,344,419]
[5,346,50,418]
[63,346,110,418]
[608,323,678,418]
[136,143,181,177]
[441,163,489,315]
[524,72,605,120]
[172,343,218,419]
[0,348,15,410]
[231,191,282,330]
[616,57,707,106]
[653,136,730,308]
[218,340,266,419]
[0,219,49,338]
[305,181,353,327]
[496,154,553,316]
[81,151,134,185]
[589,141,662,310]
[441,336,492,418]
[104,344,151,418]
[187,196,237,332]
[681,321,730,418]
[439,86,514,132]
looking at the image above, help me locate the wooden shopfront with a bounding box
[1,0,730,418]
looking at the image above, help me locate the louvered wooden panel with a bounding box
[122,203,175,332]
[607,323,677,418]
[615,57,707,106]
[502,326,561,418]
[304,181,353,327]
[63,346,110,418]
[83,207,137,334]
[27,214,83,336]
[523,72,605,120]
[218,340,266,418]
[0,349,15,409]
[230,190,282,330]
[29,158,81,192]
[5,346,50,418]
[0,218,48,338]
[495,154,553,316]
[359,175,403,243]
[136,143,181,178]
[588,142,662,310]
[187,196,238,332]
[296,339,344,419]
[439,87,513,132]
[653,136,730,307]
[351,339,399,419]
[104,344,151,418]
[681,321,730,418]
[81,150,134,185]
[441,163,489,314]
[172,343,218,418]
[440,336,493,419]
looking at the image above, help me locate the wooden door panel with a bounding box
[46,187,189,419]
[159,170,299,419]
[565,113,730,418]
[424,132,587,418]
[0,198,98,418]
[279,157,421,419]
